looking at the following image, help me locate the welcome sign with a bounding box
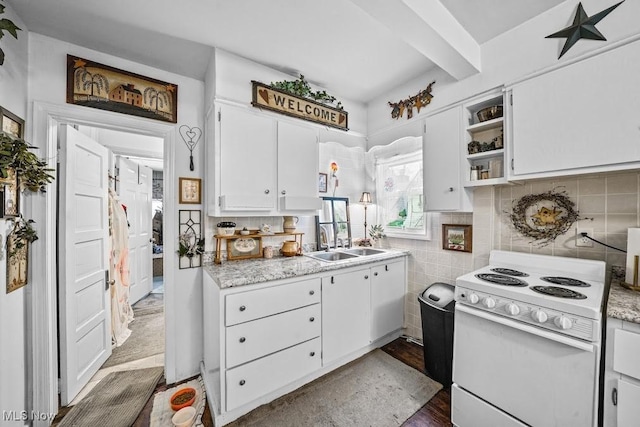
[251,81,348,131]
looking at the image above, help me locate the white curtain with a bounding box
[109,189,134,346]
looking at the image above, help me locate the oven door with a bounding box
[452,304,599,427]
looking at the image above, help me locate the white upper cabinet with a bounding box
[509,39,640,179]
[211,103,321,215]
[277,121,322,211]
[423,106,472,211]
[218,104,277,211]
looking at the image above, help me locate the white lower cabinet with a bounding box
[202,256,407,426]
[603,317,640,427]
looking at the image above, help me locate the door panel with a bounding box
[58,124,111,405]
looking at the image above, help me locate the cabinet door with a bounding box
[511,40,640,177]
[371,260,405,342]
[423,107,464,211]
[322,268,371,365]
[618,378,640,427]
[219,105,277,210]
[277,120,321,210]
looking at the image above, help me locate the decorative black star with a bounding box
[546,1,624,59]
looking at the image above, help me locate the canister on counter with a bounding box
[264,246,274,259]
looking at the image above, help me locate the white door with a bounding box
[277,120,319,209]
[58,125,111,405]
[370,260,405,342]
[117,157,153,304]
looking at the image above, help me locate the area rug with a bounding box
[58,366,163,427]
[102,297,164,368]
[150,376,206,427]
[227,349,442,427]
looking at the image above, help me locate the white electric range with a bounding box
[451,250,607,427]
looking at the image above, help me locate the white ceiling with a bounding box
[7,0,564,103]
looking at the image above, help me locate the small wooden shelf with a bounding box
[214,232,304,264]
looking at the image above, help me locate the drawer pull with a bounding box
[364,275,369,280]
[309,290,315,295]
[239,305,246,312]
[309,317,315,322]
[310,351,316,357]
[239,379,246,386]
[331,276,334,284]
[385,265,389,272]
[612,387,618,406]
[239,337,246,343]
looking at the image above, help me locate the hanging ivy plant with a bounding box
[508,188,580,247]
[0,0,22,66]
[270,74,343,110]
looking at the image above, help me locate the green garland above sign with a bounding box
[252,80,348,131]
[509,188,580,247]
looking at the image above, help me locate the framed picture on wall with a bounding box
[1,106,25,139]
[179,177,201,204]
[318,173,328,193]
[0,168,19,218]
[442,224,472,253]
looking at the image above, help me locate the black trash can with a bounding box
[418,282,455,387]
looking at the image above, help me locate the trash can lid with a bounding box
[419,282,455,309]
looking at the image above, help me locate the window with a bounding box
[372,137,431,240]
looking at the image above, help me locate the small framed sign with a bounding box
[318,173,328,193]
[179,177,201,204]
[442,224,472,253]
[1,106,24,139]
[0,168,19,218]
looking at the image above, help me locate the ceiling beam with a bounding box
[349,0,481,80]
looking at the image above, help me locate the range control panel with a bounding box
[455,286,598,342]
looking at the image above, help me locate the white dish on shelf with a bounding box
[233,238,257,253]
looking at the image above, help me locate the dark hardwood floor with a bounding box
[381,338,453,427]
[54,337,450,426]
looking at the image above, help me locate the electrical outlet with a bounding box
[576,228,594,248]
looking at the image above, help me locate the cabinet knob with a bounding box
[374,272,378,276]
[239,379,246,386]
[264,189,270,194]
[364,275,369,280]
[309,317,315,322]
[239,305,246,312]
[448,187,454,192]
[239,337,246,343]
[310,351,316,357]
[309,290,315,295]
[281,190,286,195]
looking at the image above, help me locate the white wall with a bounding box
[0,2,30,424]
[27,32,206,386]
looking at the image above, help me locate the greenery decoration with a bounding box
[8,217,37,257]
[0,133,55,192]
[0,0,21,66]
[177,231,204,258]
[388,81,435,120]
[509,188,580,247]
[369,224,386,242]
[271,74,343,110]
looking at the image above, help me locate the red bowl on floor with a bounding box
[170,387,196,411]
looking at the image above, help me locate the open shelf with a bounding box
[466,148,504,161]
[464,177,508,187]
[466,117,504,133]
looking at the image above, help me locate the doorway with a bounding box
[30,101,177,423]
[57,124,166,406]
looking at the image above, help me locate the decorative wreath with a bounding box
[509,188,579,247]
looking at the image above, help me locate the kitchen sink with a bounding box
[305,251,360,262]
[343,248,386,256]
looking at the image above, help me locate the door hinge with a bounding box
[510,93,513,106]
[511,158,514,170]
[424,123,427,133]
[218,196,221,207]
[57,378,61,393]
[218,111,221,121]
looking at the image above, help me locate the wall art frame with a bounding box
[226,236,263,261]
[318,172,328,193]
[178,209,203,269]
[179,177,201,204]
[442,224,472,253]
[0,168,19,218]
[6,233,28,293]
[1,106,25,139]
[66,55,178,123]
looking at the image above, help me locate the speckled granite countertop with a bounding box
[203,249,410,289]
[607,266,640,323]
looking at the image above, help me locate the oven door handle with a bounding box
[456,304,595,352]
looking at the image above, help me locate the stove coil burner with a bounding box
[490,268,529,277]
[531,285,587,299]
[476,273,528,287]
[541,276,590,287]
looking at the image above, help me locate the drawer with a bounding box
[614,328,640,380]
[226,304,321,368]
[226,337,321,411]
[225,277,321,326]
